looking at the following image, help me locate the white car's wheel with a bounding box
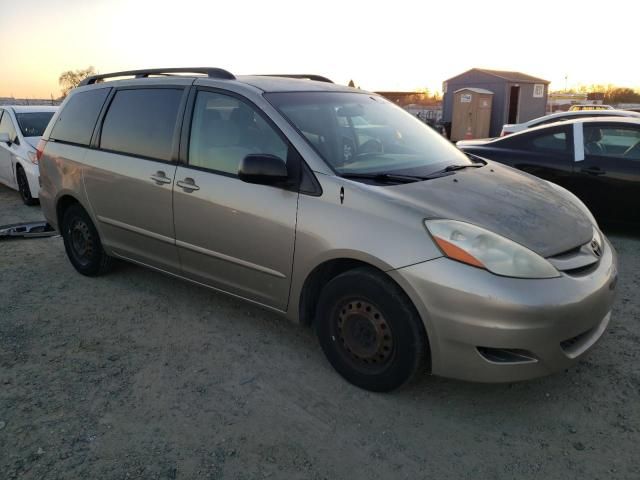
[16,165,37,206]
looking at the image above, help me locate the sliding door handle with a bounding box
[176,178,200,192]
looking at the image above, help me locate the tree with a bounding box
[553,83,640,104]
[348,79,356,88]
[58,66,97,98]
[606,87,640,104]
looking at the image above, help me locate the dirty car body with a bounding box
[37,69,618,389]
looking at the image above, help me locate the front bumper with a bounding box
[390,237,618,383]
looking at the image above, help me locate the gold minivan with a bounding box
[38,68,618,391]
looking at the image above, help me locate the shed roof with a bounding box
[454,87,494,95]
[447,68,550,84]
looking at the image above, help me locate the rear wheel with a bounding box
[61,204,113,276]
[17,166,37,206]
[315,268,428,392]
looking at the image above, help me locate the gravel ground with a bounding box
[0,183,639,480]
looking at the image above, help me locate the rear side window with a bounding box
[50,88,110,145]
[16,112,55,137]
[100,88,183,161]
[496,126,569,153]
[531,131,568,152]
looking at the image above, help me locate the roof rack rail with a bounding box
[259,74,334,84]
[79,67,236,86]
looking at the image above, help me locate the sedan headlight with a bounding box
[591,226,604,257]
[425,219,559,279]
[27,150,38,165]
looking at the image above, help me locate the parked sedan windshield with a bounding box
[16,112,55,137]
[266,92,471,177]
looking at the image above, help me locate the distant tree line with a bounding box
[400,89,442,106]
[378,89,442,107]
[553,84,640,104]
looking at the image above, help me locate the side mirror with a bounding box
[0,132,10,145]
[238,154,289,186]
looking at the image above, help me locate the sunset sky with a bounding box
[1,0,636,98]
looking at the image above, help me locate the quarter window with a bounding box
[188,91,288,175]
[583,125,640,160]
[50,88,110,145]
[100,88,183,161]
[531,131,568,152]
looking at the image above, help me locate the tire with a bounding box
[17,166,38,206]
[61,203,113,276]
[315,267,428,392]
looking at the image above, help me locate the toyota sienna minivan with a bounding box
[38,68,618,392]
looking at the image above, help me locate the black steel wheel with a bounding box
[334,299,394,374]
[17,166,38,206]
[315,268,428,392]
[61,203,113,276]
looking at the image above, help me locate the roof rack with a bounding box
[79,67,236,86]
[259,74,334,84]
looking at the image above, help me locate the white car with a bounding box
[0,105,58,205]
[500,109,640,136]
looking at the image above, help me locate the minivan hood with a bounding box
[385,162,593,258]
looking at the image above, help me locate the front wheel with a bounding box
[315,268,428,392]
[61,204,113,276]
[17,166,38,206]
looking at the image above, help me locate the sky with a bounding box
[0,0,637,98]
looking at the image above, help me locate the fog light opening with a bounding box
[477,347,538,364]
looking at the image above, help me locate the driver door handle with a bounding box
[176,177,200,192]
[581,167,606,176]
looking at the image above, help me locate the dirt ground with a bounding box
[0,183,639,480]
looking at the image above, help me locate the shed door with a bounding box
[474,95,492,139]
[452,91,473,141]
[508,86,520,124]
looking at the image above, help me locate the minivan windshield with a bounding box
[16,112,55,138]
[266,92,472,177]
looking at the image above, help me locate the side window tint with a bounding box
[50,88,110,145]
[531,131,567,152]
[188,91,288,175]
[584,126,640,160]
[100,88,183,161]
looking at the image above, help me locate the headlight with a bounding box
[425,219,560,279]
[591,226,603,256]
[27,150,38,165]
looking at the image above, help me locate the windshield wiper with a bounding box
[441,163,484,172]
[340,161,485,184]
[340,172,429,184]
[465,152,487,164]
